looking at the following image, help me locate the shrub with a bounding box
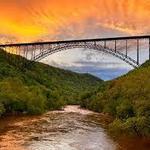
[116,101,135,120]
[0,103,5,116]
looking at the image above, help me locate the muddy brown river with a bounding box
[0,105,149,150]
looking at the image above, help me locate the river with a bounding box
[0,105,149,150]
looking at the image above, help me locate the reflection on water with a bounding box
[0,105,116,150]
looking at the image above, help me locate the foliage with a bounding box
[80,60,150,137]
[0,49,102,116]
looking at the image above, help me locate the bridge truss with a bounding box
[0,35,150,68]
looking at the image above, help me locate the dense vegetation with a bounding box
[0,49,102,115]
[1,48,149,137]
[80,60,150,137]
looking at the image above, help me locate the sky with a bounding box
[0,0,150,80]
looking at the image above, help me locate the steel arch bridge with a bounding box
[0,35,150,68]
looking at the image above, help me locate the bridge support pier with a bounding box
[104,41,106,49]
[149,38,150,60]
[126,40,128,58]
[94,41,96,47]
[137,39,140,65]
[115,40,117,52]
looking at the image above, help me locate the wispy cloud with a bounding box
[0,0,150,43]
[1,0,149,79]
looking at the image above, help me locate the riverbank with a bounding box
[0,105,149,150]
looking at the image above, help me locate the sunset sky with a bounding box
[0,0,150,79]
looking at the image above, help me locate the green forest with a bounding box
[80,60,150,137]
[0,49,150,137]
[0,49,102,115]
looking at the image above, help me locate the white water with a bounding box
[26,106,117,150]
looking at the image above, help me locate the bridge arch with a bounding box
[32,42,138,68]
[1,35,150,68]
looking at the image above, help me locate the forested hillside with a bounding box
[80,60,150,136]
[0,50,102,115]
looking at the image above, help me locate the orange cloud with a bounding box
[0,0,149,43]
